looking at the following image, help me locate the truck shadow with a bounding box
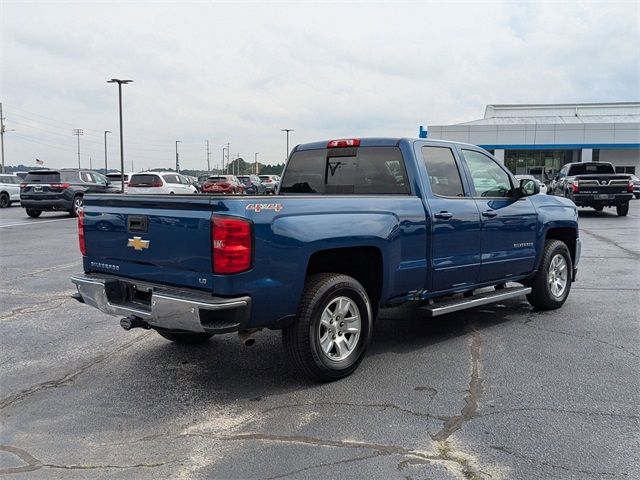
[120,298,533,402]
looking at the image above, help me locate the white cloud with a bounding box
[2,0,638,171]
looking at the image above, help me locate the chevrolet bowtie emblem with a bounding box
[127,236,150,251]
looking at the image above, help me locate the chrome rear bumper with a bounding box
[71,273,251,333]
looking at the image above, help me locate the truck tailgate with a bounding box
[82,195,214,290]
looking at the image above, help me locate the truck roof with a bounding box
[294,137,480,152]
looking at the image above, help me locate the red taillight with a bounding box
[211,216,252,274]
[20,182,27,190]
[327,138,361,148]
[78,209,86,256]
[50,183,70,190]
[571,182,579,193]
[628,181,634,193]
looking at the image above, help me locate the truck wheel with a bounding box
[616,203,629,216]
[526,239,572,311]
[593,205,603,212]
[0,193,9,208]
[282,273,373,382]
[26,209,42,218]
[69,195,83,217]
[156,330,213,344]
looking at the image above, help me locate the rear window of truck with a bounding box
[24,171,61,183]
[568,164,615,175]
[280,146,409,194]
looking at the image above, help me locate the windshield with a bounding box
[280,146,410,195]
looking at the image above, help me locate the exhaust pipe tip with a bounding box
[120,316,149,331]
[238,329,260,347]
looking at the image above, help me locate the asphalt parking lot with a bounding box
[1,203,638,480]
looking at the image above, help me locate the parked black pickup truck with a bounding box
[550,162,634,216]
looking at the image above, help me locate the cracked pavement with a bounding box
[1,205,639,479]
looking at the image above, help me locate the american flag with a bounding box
[35,158,44,165]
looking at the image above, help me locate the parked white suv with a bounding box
[0,174,22,207]
[127,172,197,194]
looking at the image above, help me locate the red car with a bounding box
[201,175,244,194]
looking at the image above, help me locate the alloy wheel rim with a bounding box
[318,296,361,362]
[548,254,568,298]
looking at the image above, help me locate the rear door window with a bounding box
[421,146,465,197]
[24,171,61,183]
[280,146,409,194]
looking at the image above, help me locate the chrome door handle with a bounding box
[434,211,453,220]
[482,210,497,218]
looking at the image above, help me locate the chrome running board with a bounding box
[420,286,532,317]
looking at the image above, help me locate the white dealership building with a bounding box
[425,102,640,179]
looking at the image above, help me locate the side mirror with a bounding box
[518,178,539,197]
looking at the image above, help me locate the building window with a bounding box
[504,150,571,181]
[592,149,600,162]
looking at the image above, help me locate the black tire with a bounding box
[526,239,572,310]
[282,273,373,382]
[156,330,213,344]
[26,209,42,218]
[616,203,629,216]
[634,193,640,200]
[593,205,604,212]
[0,193,9,208]
[69,195,83,217]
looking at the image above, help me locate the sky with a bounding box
[1,0,639,171]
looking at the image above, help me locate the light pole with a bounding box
[281,128,294,161]
[104,130,111,173]
[107,78,133,193]
[254,152,259,174]
[175,140,182,172]
[72,129,83,169]
[206,140,211,173]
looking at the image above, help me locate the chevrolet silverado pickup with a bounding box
[71,138,580,381]
[550,161,634,216]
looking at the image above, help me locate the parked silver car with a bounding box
[258,174,280,194]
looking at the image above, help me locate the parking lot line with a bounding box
[0,219,72,228]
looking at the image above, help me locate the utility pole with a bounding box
[206,140,211,173]
[0,103,5,174]
[175,140,182,172]
[281,128,294,162]
[107,78,133,193]
[89,157,93,170]
[104,130,111,173]
[72,129,84,169]
[254,152,259,174]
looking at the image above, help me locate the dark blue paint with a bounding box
[81,138,579,329]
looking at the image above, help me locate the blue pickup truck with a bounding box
[71,138,580,381]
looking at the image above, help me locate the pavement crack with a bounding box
[43,461,171,470]
[478,406,639,420]
[432,329,484,442]
[580,229,640,260]
[258,401,445,421]
[0,445,42,475]
[491,445,624,477]
[0,298,71,322]
[520,320,639,359]
[262,452,380,480]
[0,333,150,410]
